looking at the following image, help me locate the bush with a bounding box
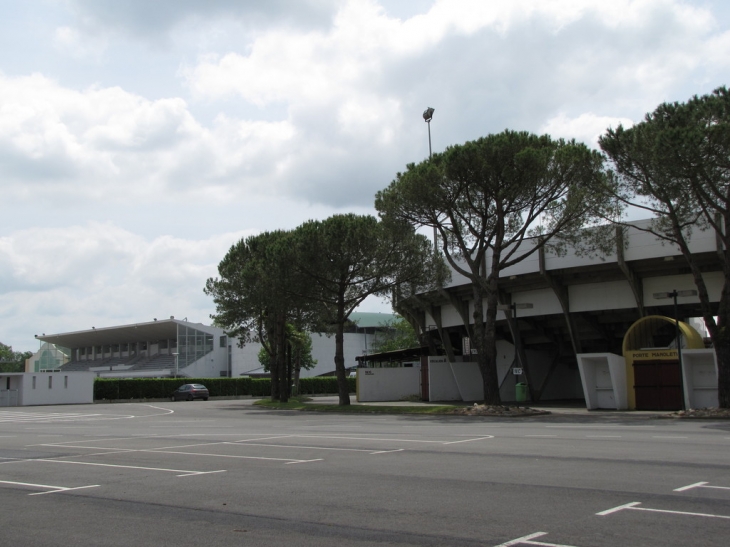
[93,376,355,401]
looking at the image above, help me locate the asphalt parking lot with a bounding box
[0,400,729,547]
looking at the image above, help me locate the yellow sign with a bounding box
[630,350,678,360]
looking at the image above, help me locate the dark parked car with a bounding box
[171,384,209,401]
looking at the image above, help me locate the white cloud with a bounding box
[0,73,299,201]
[0,223,253,348]
[53,25,107,60]
[540,113,635,148]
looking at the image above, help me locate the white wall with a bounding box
[429,358,485,401]
[356,367,421,402]
[682,349,719,409]
[577,353,628,410]
[182,343,228,378]
[14,372,95,406]
[230,341,263,377]
[231,332,377,378]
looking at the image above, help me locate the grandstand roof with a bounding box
[35,318,200,349]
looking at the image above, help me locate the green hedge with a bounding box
[94,376,355,401]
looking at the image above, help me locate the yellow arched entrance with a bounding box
[622,315,704,409]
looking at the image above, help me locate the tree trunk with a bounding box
[286,339,293,398]
[294,360,301,395]
[278,318,289,403]
[335,291,351,405]
[268,324,280,402]
[472,283,502,405]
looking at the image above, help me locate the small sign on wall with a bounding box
[512,367,523,375]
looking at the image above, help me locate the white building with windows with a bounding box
[31,312,396,380]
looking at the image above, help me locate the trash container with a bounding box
[515,382,528,403]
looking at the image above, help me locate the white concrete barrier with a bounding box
[356,368,421,402]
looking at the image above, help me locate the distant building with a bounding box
[33,312,398,379]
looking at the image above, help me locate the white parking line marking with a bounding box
[0,404,173,424]
[545,425,657,431]
[545,425,656,429]
[227,442,376,453]
[33,458,226,477]
[442,436,494,445]
[598,502,730,519]
[292,434,486,445]
[493,531,579,547]
[29,484,101,495]
[369,449,405,454]
[285,459,324,465]
[0,479,100,496]
[236,435,295,442]
[494,532,547,546]
[596,502,641,515]
[143,449,314,465]
[32,443,141,451]
[675,482,730,492]
[674,482,709,492]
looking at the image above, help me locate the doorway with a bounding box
[633,359,683,410]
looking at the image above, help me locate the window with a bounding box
[220,335,227,348]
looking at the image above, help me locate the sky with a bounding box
[1,0,729,352]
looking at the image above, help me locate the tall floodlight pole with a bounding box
[423,107,436,253]
[653,289,698,410]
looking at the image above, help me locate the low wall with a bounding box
[429,361,484,402]
[357,368,421,402]
[17,372,95,406]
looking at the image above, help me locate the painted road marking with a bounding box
[493,532,579,547]
[147,449,321,465]
[0,479,100,496]
[545,425,656,429]
[33,458,226,477]
[228,441,383,453]
[0,405,173,424]
[31,435,349,462]
[292,434,493,445]
[0,412,108,423]
[597,501,730,520]
[442,436,494,445]
[675,482,730,492]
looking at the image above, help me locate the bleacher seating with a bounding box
[58,353,183,376]
[130,353,176,372]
